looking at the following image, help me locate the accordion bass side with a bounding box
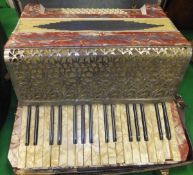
[5,3,193,175]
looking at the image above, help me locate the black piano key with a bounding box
[25,106,31,146]
[73,105,77,144]
[154,104,163,140]
[111,104,117,142]
[126,104,133,142]
[162,103,171,140]
[34,106,39,145]
[89,104,93,143]
[140,104,148,141]
[49,106,54,145]
[57,105,62,145]
[103,104,109,143]
[81,105,85,144]
[133,104,140,141]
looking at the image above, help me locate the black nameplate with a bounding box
[36,20,163,31]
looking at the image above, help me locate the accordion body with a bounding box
[5,2,193,175]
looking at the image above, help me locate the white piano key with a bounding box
[158,103,171,161]
[144,104,157,163]
[51,106,60,167]
[67,105,76,167]
[17,106,27,169]
[120,104,133,164]
[136,104,149,164]
[26,106,35,168]
[129,104,141,163]
[76,105,84,166]
[91,104,100,166]
[115,104,124,164]
[83,105,92,166]
[42,106,51,168]
[149,104,165,163]
[34,106,44,168]
[59,106,68,166]
[107,105,117,165]
[98,104,108,165]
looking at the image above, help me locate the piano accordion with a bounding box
[5,1,193,174]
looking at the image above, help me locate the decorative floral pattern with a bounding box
[5,47,191,103]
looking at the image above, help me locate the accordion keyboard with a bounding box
[17,102,183,169]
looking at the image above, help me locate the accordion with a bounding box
[5,1,193,175]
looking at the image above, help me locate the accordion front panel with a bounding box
[9,102,189,174]
[4,4,192,104]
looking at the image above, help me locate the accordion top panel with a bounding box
[38,0,159,9]
[5,3,190,49]
[21,3,166,18]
